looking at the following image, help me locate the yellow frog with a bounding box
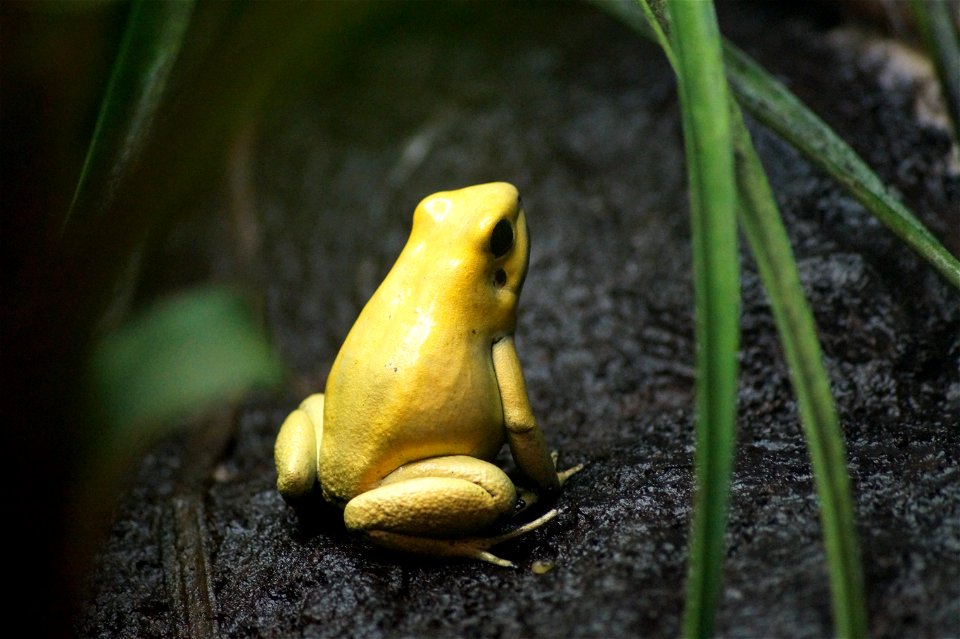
[274,182,581,567]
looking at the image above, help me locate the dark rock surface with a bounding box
[78,2,959,638]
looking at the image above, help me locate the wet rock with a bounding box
[78,2,958,638]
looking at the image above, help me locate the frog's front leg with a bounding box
[343,456,552,567]
[275,393,325,499]
[492,336,584,497]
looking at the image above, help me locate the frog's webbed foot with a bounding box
[367,509,559,568]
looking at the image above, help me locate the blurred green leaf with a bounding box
[909,0,960,136]
[65,0,195,229]
[90,286,283,438]
[660,2,740,637]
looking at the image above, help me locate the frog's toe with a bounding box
[363,509,559,568]
[557,462,585,487]
[475,551,516,568]
[473,509,561,567]
[549,450,585,487]
[365,530,517,567]
[488,508,558,544]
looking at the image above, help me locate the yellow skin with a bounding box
[274,182,581,567]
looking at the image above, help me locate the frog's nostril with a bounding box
[494,269,507,287]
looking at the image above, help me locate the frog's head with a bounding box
[409,182,529,330]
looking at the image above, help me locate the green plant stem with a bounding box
[664,2,740,637]
[730,105,867,639]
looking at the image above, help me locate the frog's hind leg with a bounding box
[274,393,325,499]
[342,456,556,567]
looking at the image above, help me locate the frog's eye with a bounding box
[489,219,514,258]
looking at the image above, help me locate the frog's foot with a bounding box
[514,453,584,516]
[274,393,325,500]
[557,462,585,486]
[551,450,586,487]
[367,509,559,568]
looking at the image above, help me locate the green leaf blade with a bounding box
[662,2,741,637]
[723,42,960,289]
[600,0,960,289]
[731,108,868,639]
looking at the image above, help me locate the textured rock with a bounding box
[78,3,959,637]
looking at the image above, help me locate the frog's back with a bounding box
[317,182,525,505]
[318,279,505,504]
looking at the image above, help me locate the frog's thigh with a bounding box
[274,393,325,499]
[343,456,517,538]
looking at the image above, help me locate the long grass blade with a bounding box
[635,0,677,71]
[663,2,741,637]
[723,42,960,289]
[65,0,195,230]
[636,1,867,635]
[730,106,868,639]
[599,0,960,289]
